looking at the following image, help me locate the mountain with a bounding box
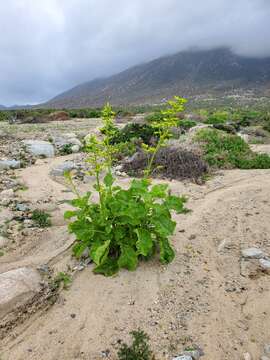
[45,48,270,108]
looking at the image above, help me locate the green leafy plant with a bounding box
[117,330,154,360]
[195,128,270,169]
[32,209,52,228]
[54,272,72,289]
[65,100,188,276]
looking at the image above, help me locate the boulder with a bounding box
[0,159,21,170]
[22,140,55,158]
[241,248,264,259]
[50,161,76,176]
[0,267,42,319]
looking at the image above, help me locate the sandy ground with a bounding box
[0,161,270,359]
[0,122,270,359]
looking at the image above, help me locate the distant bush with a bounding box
[195,128,270,169]
[178,119,197,130]
[145,111,164,123]
[205,111,229,125]
[110,123,157,146]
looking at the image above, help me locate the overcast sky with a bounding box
[0,0,270,105]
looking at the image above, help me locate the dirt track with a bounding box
[0,147,270,359]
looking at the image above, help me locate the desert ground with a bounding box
[0,119,270,360]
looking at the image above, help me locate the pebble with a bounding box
[264,344,270,355]
[243,353,252,360]
[241,248,264,259]
[0,235,8,248]
[259,259,270,273]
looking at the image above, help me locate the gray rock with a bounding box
[264,344,270,355]
[172,356,193,360]
[16,203,29,212]
[183,350,201,360]
[0,159,21,170]
[50,161,76,176]
[0,235,8,248]
[22,140,55,158]
[0,267,41,319]
[259,259,270,273]
[241,248,264,259]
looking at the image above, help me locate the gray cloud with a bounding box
[0,0,270,105]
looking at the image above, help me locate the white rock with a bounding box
[0,189,15,198]
[71,144,80,153]
[259,259,270,273]
[22,140,55,158]
[241,248,264,259]
[0,159,21,170]
[243,353,252,360]
[0,267,41,319]
[172,357,193,360]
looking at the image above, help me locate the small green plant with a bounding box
[178,119,196,130]
[32,209,52,228]
[195,128,270,169]
[65,100,188,276]
[0,251,4,257]
[59,143,73,155]
[54,272,72,289]
[117,330,154,360]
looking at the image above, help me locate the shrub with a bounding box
[32,209,52,228]
[205,111,229,125]
[59,143,73,155]
[110,123,157,146]
[178,119,197,130]
[65,99,188,276]
[117,330,154,360]
[195,128,270,169]
[145,111,164,124]
[121,146,208,181]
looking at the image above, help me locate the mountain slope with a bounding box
[45,48,270,108]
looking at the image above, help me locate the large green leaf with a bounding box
[91,240,111,265]
[104,172,114,187]
[164,195,188,214]
[118,245,138,271]
[64,210,78,220]
[159,237,175,264]
[152,214,176,237]
[150,184,168,199]
[135,228,153,256]
[94,258,119,276]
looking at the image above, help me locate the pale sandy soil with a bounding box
[0,122,270,359]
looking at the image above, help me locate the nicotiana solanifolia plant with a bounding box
[65,99,188,276]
